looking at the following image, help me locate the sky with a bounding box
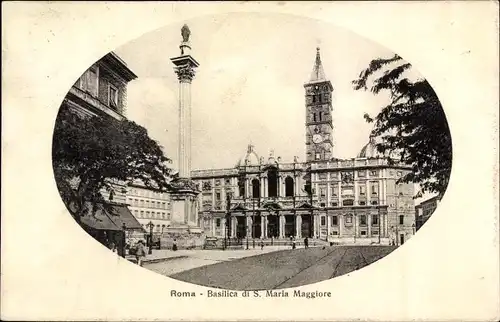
[114,12,401,169]
[113,12,432,202]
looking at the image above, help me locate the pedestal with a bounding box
[165,178,201,236]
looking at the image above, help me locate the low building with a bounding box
[415,195,441,230]
[125,181,172,236]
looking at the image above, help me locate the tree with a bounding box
[52,107,173,222]
[352,54,452,198]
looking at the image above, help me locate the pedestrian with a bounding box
[304,237,309,249]
[260,240,264,250]
[292,237,296,250]
[135,240,146,267]
[172,238,178,251]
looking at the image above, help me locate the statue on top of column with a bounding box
[181,24,191,43]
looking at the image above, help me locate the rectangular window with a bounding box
[146,200,150,207]
[216,192,221,201]
[372,214,379,225]
[331,202,338,207]
[167,213,171,220]
[359,185,366,195]
[359,201,366,206]
[320,203,326,208]
[216,218,221,227]
[345,215,353,224]
[372,230,379,235]
[361,231,367,236]
[371,200,378,205]
[332,216,338,226]
[332,231,338,235]
[146,211,150,218]
[320,188,326,197]
[140,210,144,218]
[358,171,366,177]
[86,66,99,97]
[108,84,118,108]
[360,215,367,226]
[370,170,378,177]
[343,200,354,206]
[331,185,338,196]
[399,215,404,225]
[321,216,326,226]
[371,182,379,195]
[162,202,166,209]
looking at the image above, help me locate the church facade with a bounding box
[191,48,416,245]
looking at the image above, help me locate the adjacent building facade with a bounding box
[415,195,441,231]
[126,181,173,234]
[63,51,139,203]
[190,48,416,245]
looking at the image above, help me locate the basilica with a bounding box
[191,48,416,246]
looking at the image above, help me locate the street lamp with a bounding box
[246,214,249,250]
[252,198,256,249]
[224,192,232,250]
[146,221,154,254]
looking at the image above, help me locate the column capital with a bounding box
[175,64,196,82]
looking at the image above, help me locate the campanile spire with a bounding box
[309,47,327,82]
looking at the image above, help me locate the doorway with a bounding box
[400,233,405,245]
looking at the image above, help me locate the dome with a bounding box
[236,144,260,167]
[357,136,382,158]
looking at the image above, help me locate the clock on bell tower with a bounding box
[304,47,334,162]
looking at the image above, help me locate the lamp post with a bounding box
[146,221,154,254]
[252,198,256,249]
[246,214,249,250]
[121,223,127,258]
[224,192,232,250]
[378,207,381,245]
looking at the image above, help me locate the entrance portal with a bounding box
[251,215,261,238]
[285,215,295,237]
[236,216,246,238]
[267,215,279,238]
[400,233,405,245]
[301,214,313,238]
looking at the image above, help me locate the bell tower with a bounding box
[304,47,334,162]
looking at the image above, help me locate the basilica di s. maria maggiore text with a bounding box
[190,48,416,247]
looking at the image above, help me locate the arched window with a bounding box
[252,179,260,199]
[267,169,278,197]
[285,177,294,197]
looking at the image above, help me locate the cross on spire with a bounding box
[309,47,327,82]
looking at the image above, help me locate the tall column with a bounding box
[313,215,318,238]
[260,216,265,239]
[296,215,302,238]
[221,218,226,238]
[367,214,372,238]
[326,215,331,239]
[169,25,201,232]
[247,215,252,238]
[212,218,216,236]
[279,215,284,238]
[260,176,265,199]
